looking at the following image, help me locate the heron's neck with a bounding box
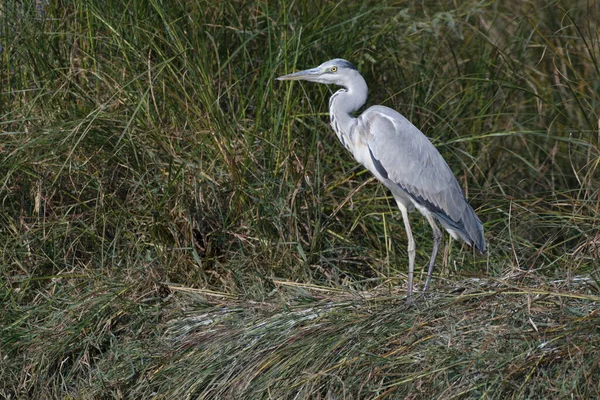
[329,74,368,146]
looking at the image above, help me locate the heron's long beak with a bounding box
[276,67,321,82]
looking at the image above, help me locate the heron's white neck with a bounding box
[329,72,368,147]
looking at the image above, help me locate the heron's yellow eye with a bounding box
[330,66,338,73]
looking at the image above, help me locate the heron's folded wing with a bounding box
[363,107,469,225]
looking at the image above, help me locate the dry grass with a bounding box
[135,276,600,398]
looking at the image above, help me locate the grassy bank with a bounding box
[1,0,599,398]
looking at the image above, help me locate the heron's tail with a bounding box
[457,205,486,253]
[469,215,485,253]
[436,203,485,253]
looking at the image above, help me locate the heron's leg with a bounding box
[423,213,442,292]
[397,202,415,301]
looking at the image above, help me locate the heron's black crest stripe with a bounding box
[337,59,358,71]
[368,148,389,179]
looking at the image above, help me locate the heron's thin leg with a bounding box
[423,213,442,292]
[397,202,415,301]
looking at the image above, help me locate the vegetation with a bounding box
[1,0,599,398]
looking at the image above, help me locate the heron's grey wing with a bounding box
[362,106,485,251]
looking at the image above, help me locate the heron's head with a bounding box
[276,59,360,87]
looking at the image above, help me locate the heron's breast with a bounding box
[330,118,353,153]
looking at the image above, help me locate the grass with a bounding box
[1,0,599,398]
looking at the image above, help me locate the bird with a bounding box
[276,59,485,301]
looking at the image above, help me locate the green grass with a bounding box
[1,0,599,398]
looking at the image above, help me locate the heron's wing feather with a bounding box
[362,106,472,226]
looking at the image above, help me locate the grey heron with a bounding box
[276,59,485,300]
